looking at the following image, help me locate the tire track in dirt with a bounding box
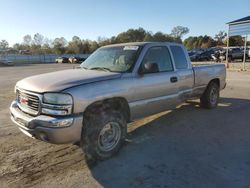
[0,144,87,187]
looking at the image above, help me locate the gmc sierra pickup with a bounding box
[10,42,226,161]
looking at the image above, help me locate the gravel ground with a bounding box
[0,64,250,188]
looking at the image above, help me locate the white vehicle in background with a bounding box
[0,56,14,66]
[245,47,250,58]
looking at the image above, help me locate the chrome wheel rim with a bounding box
[210,87,218,105]
[98,122,121,152]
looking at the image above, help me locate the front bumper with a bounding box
[10,101,83,144]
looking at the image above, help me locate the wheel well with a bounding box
[208,78,220,88]
[83,97,130,122]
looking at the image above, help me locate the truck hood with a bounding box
[16,69,122,93]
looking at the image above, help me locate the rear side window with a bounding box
[170,46,188,69]
[141,46,173,72]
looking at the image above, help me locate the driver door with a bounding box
[130,46,179,119]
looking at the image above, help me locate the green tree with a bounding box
[184,35,216,50]
[228,35,244,46]
[0,40,9,49]
[42,38,53,54]
[67,36,84,53]
[89,41,99,53]
[13,43,26,51]
[143,32,154,42]
[97,36,111,46]
[171,26,189,39]
[152,32,167,42]
[215,31,227,45]
[23,35,32,46]
[82,40,91,53]
[53,37,67,54]
[29,33,45,53]
[116,27,146,43]
[33,33,44,46]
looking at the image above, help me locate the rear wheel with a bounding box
[81,109,127,162]
[200,82,219,109]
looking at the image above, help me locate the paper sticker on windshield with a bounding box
[123,46,139,50]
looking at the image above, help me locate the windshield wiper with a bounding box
[90,67,112,72]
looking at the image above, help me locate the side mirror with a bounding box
[139,62,159,75]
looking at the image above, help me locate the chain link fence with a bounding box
[0,54,89,64]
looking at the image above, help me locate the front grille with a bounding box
[17,89,40,115]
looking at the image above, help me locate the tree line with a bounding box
[184,32,246,50]
[0,26,247,55]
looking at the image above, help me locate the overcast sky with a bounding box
[0,0,249,46]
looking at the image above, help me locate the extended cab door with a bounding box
[169,45,194,101]
[130,45,179,119]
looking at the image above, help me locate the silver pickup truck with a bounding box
[10,42,226,161]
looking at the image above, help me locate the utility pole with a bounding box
[226,26,229,68]
[243,35,247,71]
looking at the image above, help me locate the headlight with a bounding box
[42,93,73,116]
[43,93,73,105]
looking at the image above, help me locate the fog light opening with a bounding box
[51,118,74,127]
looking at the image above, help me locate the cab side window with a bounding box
[170,46,188,69]
[141,46,173,73]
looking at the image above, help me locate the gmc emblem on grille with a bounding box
[20,96,29,105]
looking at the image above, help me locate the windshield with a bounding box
[80,45,141,72]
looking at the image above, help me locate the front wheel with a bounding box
[81,110,127,162]
[200,82,220,109]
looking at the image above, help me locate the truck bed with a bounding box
[192,63,226,90]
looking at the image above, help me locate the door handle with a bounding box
[170,76,178,83]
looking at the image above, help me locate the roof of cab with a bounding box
[101,42,182,48]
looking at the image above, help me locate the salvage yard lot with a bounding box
[0,64,250,188]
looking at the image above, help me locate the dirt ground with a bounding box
[0,64,250,188]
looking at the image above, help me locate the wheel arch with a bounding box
[208,78,220,88]
[83,97,131,123]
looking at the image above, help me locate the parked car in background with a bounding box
[219,47,249,62]
[55,57,69,63]
[228,48,244,61]
[188,48,214,61]
[242,47,250,59]
[188,52,199,61]
[197,50,214,61]
[69,56,86,64]
[19,50,32,55]
[211,50,222,62]
[189,46,250,62]
[191,48,205,54]
[0,57,14,66]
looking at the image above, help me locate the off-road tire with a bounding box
[81,109,127,163]
[200,81,219,109]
